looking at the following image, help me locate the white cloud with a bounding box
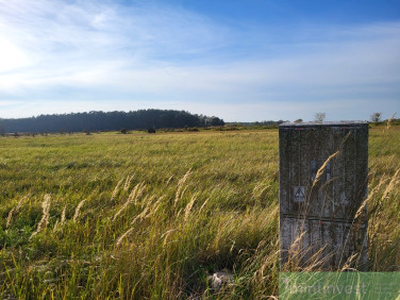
[0,37,31,71]
[0,0,231,89]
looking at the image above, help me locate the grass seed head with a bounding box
[184,193,198,221]
[73,199,86,222]
[113,183,145,221]
[6,195,29,228]
[115,227,135,248]
[124,175,134,191]
[174,168,191,204]
[31,194,51,238]
[111,178,124,201]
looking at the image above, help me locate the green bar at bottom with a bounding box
[280,272,400,299]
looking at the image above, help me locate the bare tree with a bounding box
[315,112,326,122]
[370,112,382,124]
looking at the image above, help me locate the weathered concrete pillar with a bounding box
[279,121,368,270]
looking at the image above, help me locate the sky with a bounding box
[0,0,399,122]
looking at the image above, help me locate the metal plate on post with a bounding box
[293,186,306,202]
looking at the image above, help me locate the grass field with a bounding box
[0,125,399,299]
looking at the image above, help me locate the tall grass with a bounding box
[0,127,399,298]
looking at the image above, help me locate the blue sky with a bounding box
[0,0,399,121]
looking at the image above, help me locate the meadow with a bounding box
[0,125,399,299]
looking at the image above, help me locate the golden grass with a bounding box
[0,126,398,298]
[112,183,145,221]
[73,199,86,222]
[30,194,51,238]
[6,195,29,229]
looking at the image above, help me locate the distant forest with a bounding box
[0,109,225,133]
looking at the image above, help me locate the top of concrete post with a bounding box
[279,120,369,128]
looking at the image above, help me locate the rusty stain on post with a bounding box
[279,121,369,270]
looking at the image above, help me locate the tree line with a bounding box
[0,109,225,134]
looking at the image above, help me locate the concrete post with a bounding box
[279,121,368,270]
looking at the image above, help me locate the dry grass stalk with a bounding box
[161,229,181,247]
[358,172,393,219]
[184,193,198,221]
[132,183,146,205]
[130,215,141,226]
[115,227,135,248]
[340,253,361,272]
[353,175,388,221]
[381,166,400,200]
[384,112,397,134]
[53,220,59,232]
[251,181,271,200]
[132,196,163,225]
[174,169,191,204]
[6,208,19,229]
[53,205,67,232]
[31,194,51,238]
[284,235,329,272]
[199,197,210,213]
[111,178,124,201]
[282,219,334,272]
[165,175,174,185]
[6,195,29,228]
[312,151,339,188]
[113,183,145,221]
[124,175,134,192]
[60,205,66,224]
[150,196,164,215]
[115,195,156,247]
[304,247,331,271]
[130,195,155,224]
[73,199,86,222]
[353,197,369,221]
[256,241,279,277]
[283,230,306,269]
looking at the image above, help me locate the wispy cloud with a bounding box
[0,0,232,91]
[0,0,399,120]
